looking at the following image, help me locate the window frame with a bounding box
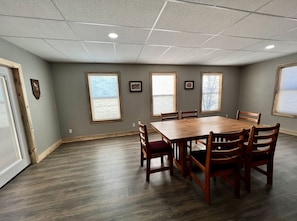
[200,72,223,114]
[86,72,123,123]
[150,72,177,117]
[272,63,297,118]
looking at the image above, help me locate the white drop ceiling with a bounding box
[1,0,297,66]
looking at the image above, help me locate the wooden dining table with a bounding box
[151,116,258,177]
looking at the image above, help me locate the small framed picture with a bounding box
[129,81,142,92]
[30,79,41,99]
[184,81,194,90]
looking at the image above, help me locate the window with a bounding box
[200,72,222,113]
[151,73,177,116]
[273,64,297,117]
[87,72,122,122]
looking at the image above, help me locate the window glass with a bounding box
[273,65,297,117]
[87,73,122,122]
[200,73,222,113]
[151,73,176,116]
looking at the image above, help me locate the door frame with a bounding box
[0,58,37,164]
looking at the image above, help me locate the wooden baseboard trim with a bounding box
[280,128,297,136]
[37,139,62,163]
[61,130,145,143]
[36,130,156,163]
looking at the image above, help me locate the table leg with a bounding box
[174,141,187,177]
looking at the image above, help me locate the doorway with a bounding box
[0,65,31,188]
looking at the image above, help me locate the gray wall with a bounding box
[0,38,61,155]
[2,33,296,156]
[240,54,297,132]
[51,63,241,138]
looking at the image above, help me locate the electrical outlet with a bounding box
[68,129,73,134]
[132,123,136,127]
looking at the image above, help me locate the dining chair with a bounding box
[161,111,179,159]
[138,121,174,182]
[236,110,261,124]
[180,109,199,153]
[180,109,198,119]
[243,123,280,192]
[189,129,246,204]
[161,111,179,121]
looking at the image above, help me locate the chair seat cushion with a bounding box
[191,150,238,172]
[149,140,172,153]
[251,153,270,162]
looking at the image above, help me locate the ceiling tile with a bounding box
[2,37,66,61]
[156,1,249,34]
[272,28,297,41]
[83,42,115,62]
[137,45,169,62]
[236,51,287,64]
[216,0,271,11]
[69,23,150,44]
[202,35,261,50]
[210,50,253,65]
[196,49,237,64]
[222,14,297,39]
[256,0,297,17]
[46,40,92,60]
[243,40,297,53]
[159,47,194,63]
[115,44,143,62]
[147,30,213,47]
[53,0,165,28]
[176,0,220,5]
[178,48,219,64]
[0,16,77,40]
[0,0,63,19]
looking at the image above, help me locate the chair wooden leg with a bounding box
[161,156,164,164]
[140,150,144,167]
[235,169,240,198]
[146,158,150,183]
[205,174,211,205]
[245,164,251,192]
[267,161,273,186]
[189,158,193,181]
[169,152,174,176]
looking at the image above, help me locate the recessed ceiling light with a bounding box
[265,44,275,50]
[108,33,118,39]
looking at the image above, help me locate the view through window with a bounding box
[200,72,222,113]
[273,64,297,117]
[151,73,176,116]
[87,73,122,122]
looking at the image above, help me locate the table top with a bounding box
[151,116,258,142]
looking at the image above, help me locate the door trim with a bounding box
[0,58,37,164]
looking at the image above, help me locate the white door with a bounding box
[0,66,30,188]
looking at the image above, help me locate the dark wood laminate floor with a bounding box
[0,133,297,221]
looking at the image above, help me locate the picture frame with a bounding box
[184,81,194,90]
[129,81,142,92]
[30,79,41,99]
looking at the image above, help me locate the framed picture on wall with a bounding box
[129,81,142,92]
[184,81,194,90]
[30,79,41,99]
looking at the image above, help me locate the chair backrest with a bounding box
[205,130,246,170]
[180,110,198,119]
[161,111,179,121]
[138,122,149,151]
[236,110,261,124]
[246,123,280,157]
